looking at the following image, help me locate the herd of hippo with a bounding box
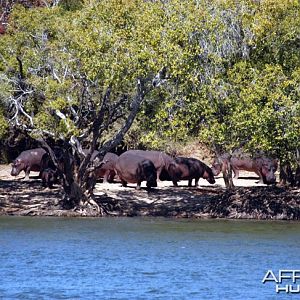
[10,147,278,189]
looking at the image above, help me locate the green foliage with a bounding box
[134,0,300,163]
[0,109,8,138]
[59,0,83,11]
[0,0,299,164]
[199,62,300,160]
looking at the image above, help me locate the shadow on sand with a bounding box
[1,179,300,220]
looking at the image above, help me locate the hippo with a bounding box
[11,148,46,179]
[114,152,157,190]
[211,152,278,184]
[39,152,56,174]
[38,146,76,187]
[39,153,58,187]
[94,152,118,183]
[126,150,181,182]
[170,157,216,187]
[40,168,57,188]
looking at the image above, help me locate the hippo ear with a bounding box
[12,159,20,165]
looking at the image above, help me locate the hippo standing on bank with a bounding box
[126,150,181,183]
[38,146,72,187]
[11,148,46,179]
[39,152,58,188]
[40,168,57,188]
[211,152,278,184]
[94,152,118,183]
[114,152,157,190]
[170,157,215,187]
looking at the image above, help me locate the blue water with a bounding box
[0,217,299,299]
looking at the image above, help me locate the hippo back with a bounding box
[115,152,157,185]
[230,154,256,172]
[175,157,215,184]
[126,150,181,180]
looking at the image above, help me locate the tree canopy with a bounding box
[0,0,299,190]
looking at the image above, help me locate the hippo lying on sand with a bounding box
[115,152,157,190]
[11,148,46,179]
[211,152,278,184]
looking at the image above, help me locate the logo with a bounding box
[262,270,300,293]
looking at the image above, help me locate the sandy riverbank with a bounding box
[0,164,299,219]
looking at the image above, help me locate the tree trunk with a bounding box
[279,162,295,186]
[222,161,234,190]
[295,149,300,187]
[295,165,300,187]
[62,181,87,208]
[62,79,147,209]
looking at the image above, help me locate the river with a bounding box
[0,217,299,299]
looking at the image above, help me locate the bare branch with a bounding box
[70,135,86,157]
[77,86,112,181]
[52,69,61,83]
[96,78,146,159]
[55,109,70,129]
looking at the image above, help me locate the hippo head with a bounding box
[143,164,157,188]
[203,166,216,184]
[11,159,24,176]
[261,160,277,184]
[211,158,222,176]
[146,177,157,189]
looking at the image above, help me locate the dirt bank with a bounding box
[0,165,299,220]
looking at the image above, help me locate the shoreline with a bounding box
[1,178,299,220]
[1,164,299,220]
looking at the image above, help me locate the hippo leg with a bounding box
[47,172,55,188]
[195,177,200,187]
[103,171,110,183]
[48,179,54,189]
[42,177,47,187]
[23,168,30,180]
[157,167,163,181]
[253,170,264,183]
[136,182,141,190]
[172,180,178,187]
[188,179,193,187]
[232,168,239,179]
[121,179,127,187]
[107,171,115,183]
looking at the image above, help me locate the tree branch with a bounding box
[96,78,146,159]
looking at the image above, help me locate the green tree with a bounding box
[134,0,300,185]
[0,1,174,207]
